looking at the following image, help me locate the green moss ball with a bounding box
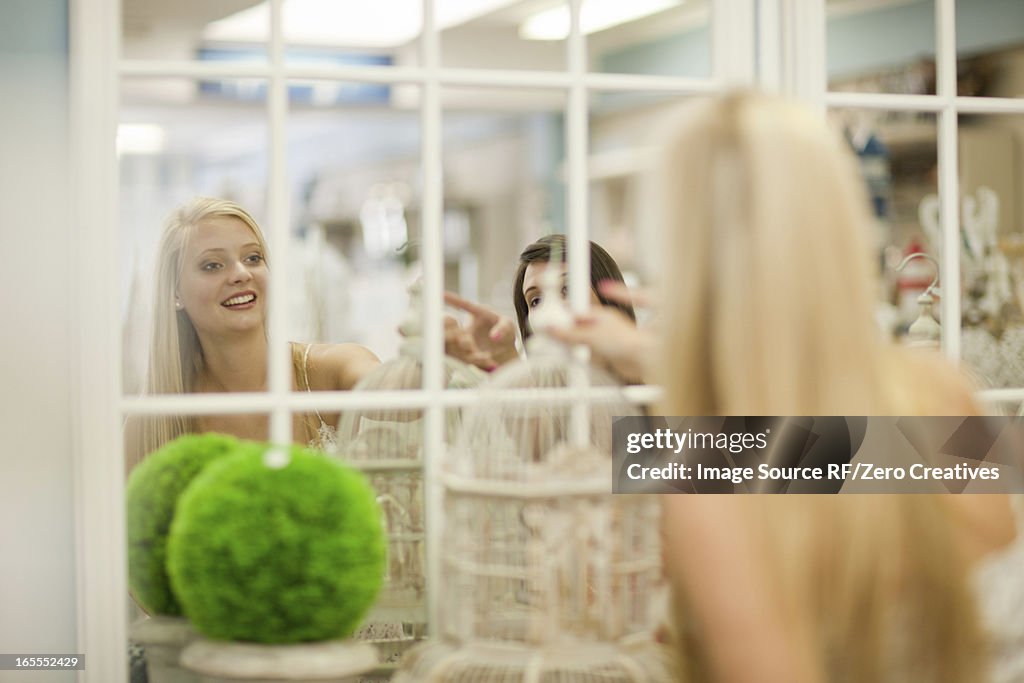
[126,433,254,615]
[165,445,386,643]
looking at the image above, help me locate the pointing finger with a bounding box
[444,291,496,319]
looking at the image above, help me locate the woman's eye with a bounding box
[245,253,264,265]
[201,262,222,272]
[529,296,541,309]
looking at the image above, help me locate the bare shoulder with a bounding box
[305,343,381,391]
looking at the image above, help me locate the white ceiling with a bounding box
[121,0,707,59]
[115,0,926,161]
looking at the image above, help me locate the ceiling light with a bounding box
[520,0,683,41]
[204,0,519,49]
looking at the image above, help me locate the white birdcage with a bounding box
[337,281,486,630]
[393,258,674,682]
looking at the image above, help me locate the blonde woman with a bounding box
[125,197,380,470]
[553,92,1018,683]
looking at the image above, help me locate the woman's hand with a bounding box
[443,292,519,371]
[546,280,655,384]
[596,279,656,311]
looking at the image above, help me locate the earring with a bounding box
[175,300,183,310]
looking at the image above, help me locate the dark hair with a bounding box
[512,235,636,342]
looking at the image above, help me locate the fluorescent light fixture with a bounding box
[520,0,682,41]
[205,0,518,48]
[117,124,166,155]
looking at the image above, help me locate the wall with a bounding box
[0,0,78,680]
[828,0,1024,78]
[599,25,710,78]
[982,45,1024,234]
[594,0,1024,81]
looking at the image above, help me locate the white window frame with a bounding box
[93,0,1024,680]
[805,0,1024,410]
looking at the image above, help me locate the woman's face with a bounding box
[176,216,268,338]
[522,260,600,327]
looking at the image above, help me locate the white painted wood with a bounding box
[120,386,660,414]
[825,91,945,111]
[784,0,826,111]
[419,0,446,637]
[268,0,294,446]
[758,0,783,92]
[713,0,757,86]
[936,0,961,361]
[70,0,127,680]
[566,0,594,447]
[119,60,718,93]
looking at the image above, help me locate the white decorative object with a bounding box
[920,187,1024,388]
[393,254,673,682]
[336,281,486,637]
[895,252,941,350]
[962,325,1024,390]
[180,638,377,683]
[130,616,198,683]
[919,187,1013,326]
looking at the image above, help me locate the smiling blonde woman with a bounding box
[125,197,380,470]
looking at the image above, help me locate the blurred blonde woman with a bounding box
[554,91,1017,683]
[125,197,380,470]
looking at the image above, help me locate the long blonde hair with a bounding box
[655,92,984,682]
[133,198,269,463]
[656,92,901,415]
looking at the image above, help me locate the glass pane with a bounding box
[826,107,938,344]
[123,0,268,64]
[138,1,418,69]
[956,0,1024,98]
[288,81,421,366]
[284,1,420,68]
[440,85,567,362]
[120,77,269,396]
[437,0,566,72]
[589,90,696,285]
[827,0,935,95]
[959,112,1024,390]
[590,0,709,78]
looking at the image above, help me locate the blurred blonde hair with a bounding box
[655,92,984,683]
[656,91,899,416]
[130,197,269,467]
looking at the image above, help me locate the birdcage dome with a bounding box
[393,636,678,682]
[334,281,486,629]
[337,349,486,461]
[394,326,671,681]
[448,348,631,484]
[335,351,485,623]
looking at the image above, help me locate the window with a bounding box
[73,1,1024,679]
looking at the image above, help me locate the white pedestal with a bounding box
[180,638,378,683]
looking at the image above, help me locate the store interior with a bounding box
[118,0,1024,395]
[5,0,1023,681]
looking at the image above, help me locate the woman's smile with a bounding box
[221,291,258,310]
[176,215,268,335]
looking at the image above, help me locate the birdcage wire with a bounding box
[336,281,486,631]
[393,263,673,682]
[394,637,677,682]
